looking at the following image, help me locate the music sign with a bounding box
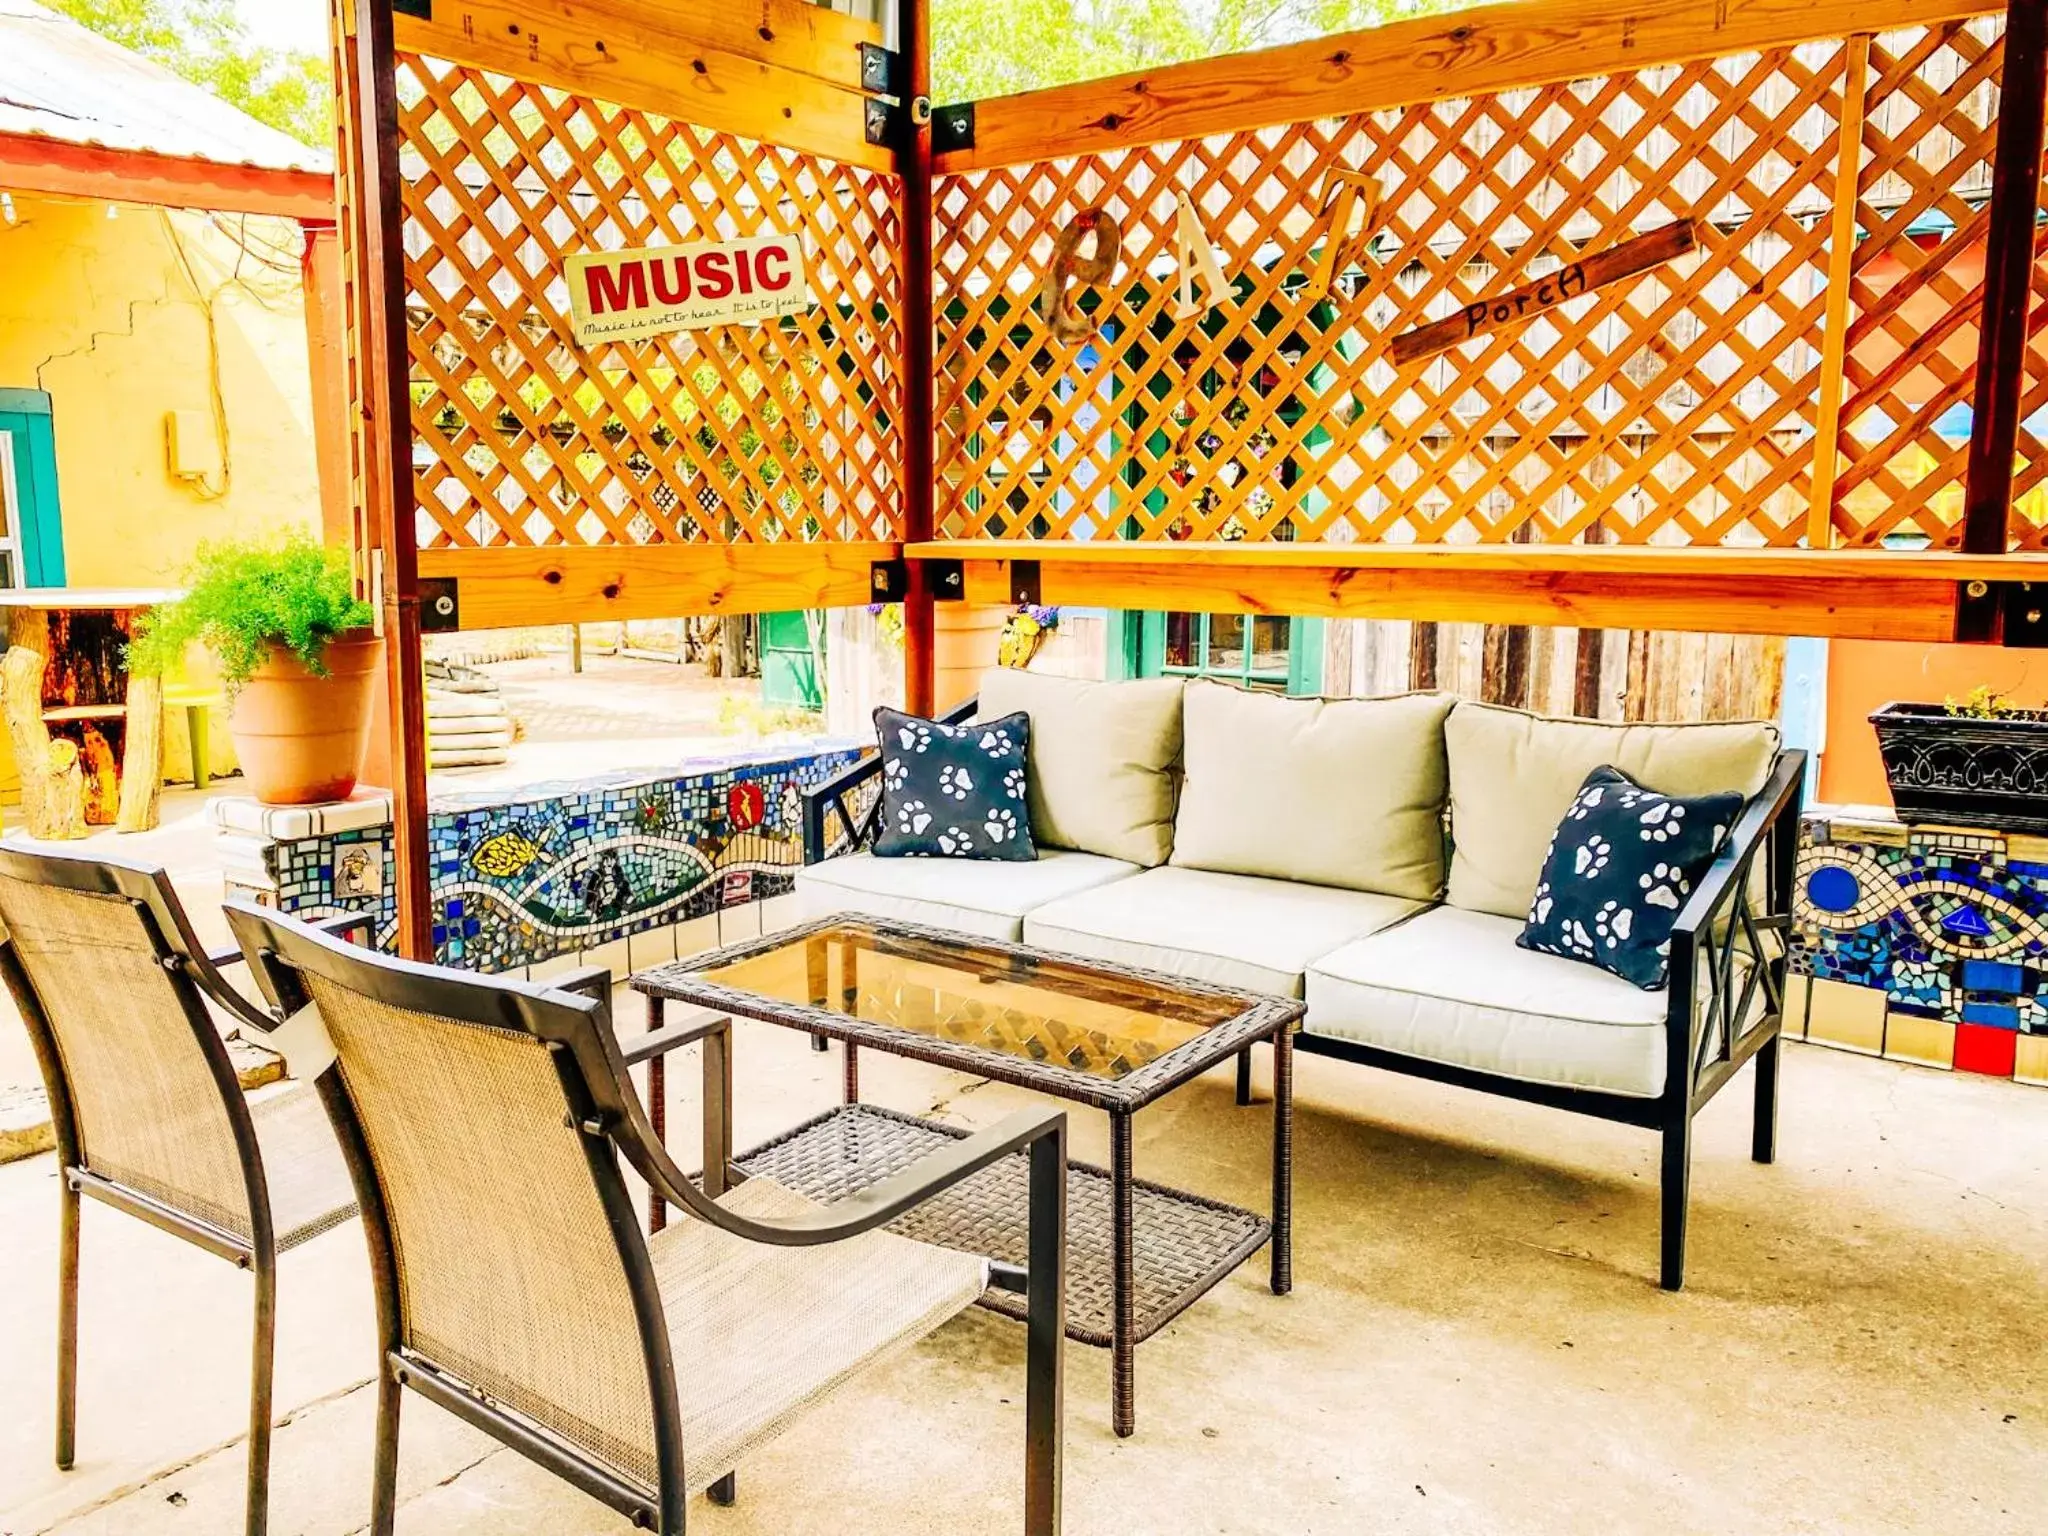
[566,233,810,345]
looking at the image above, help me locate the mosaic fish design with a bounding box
[471,828,544,879]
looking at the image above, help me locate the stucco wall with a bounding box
[0,194,322,792]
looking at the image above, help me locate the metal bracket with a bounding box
[927,559,965,602]
[864,98,896,148]
[1954,579,2048,647]
[869,559,909,603]
[932,102,976,154]
[858,42,902,96]
[392,0,432,16]
[419,577,460,633]
[1008,559,1041,607]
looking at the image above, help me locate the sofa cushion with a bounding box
[976,668,1184,867]
[1306,906,1673,1097]
[1169,682,1454,901]
[1445,702,1779,920]
[1024,865,1423,999]
[797,849,1140,942]
[871,706,1035,861]
[1519,766,1745,989]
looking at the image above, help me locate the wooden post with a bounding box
[2,608,54,837]
[897,0,938,716]
[1806,33,1872,550]
[1959,0,2048,560]
[115,671,164,833]
[347,0,433,959]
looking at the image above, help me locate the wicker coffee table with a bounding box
[631,914,1302,1437]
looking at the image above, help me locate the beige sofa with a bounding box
[799,669,1804,1289]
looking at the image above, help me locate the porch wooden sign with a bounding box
[1389,219,1700,366]
[566,234,810,346]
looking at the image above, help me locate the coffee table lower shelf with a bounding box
[735,1103,1271,1350]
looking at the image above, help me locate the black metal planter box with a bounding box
[1870,701,2048,834]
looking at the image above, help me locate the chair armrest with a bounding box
[549,966,612,1005]
[612,1099,1066,1248]
[801,695,981,864]
[801,752,883,864]
[620,1008,729,1066]
[1671,749,1806,944]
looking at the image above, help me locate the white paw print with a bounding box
[1573,836,1611,878]
[1594,901,1634,947]
[1639,862,1689,911]
[936,825,975,855]
[895,799,932,836]
[1002,766,1028,801]
[883,757,907,792]
[1561,918,1596,956]
[938,763,975,801]
[1568,786,1607,820]
[1530,881,1553,926]
[896,722,932,754]
[1639,801,1686,842]
[984,807,1018,843]
[979,727,1016,756]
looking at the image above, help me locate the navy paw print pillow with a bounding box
[1517,765,1743,989]
[872,707,1036,861]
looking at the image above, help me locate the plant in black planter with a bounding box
[1870,689,2048,833]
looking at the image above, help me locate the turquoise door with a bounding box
[0,389,64,587]
[759,609,824,711]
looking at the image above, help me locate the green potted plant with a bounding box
[128,535,381,806]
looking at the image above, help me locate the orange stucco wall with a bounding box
[1819,640,2048,805]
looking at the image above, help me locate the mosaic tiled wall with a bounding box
[1792,811,2048,1087]
[258,744,861,972]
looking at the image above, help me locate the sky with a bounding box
[234,0,328,57]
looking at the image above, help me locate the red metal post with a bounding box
[897,0,938,715]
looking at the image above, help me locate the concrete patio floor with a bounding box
[2,1006,2042,1535]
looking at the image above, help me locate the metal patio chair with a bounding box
[224,900,1068,1535]
[0,846,366,1536]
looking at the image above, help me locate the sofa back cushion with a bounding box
[975,668,1184,867]
[1169,682,1454,901]
[1445,701,1780,919]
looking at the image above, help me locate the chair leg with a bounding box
[55,1176,78,1470]
[1234,1046,1253,1107]
[708,1473,737,1506]
[1025,1126,1066,1536]
[246,1256,277,1536]
[1752,1032,1781,1165]
[369,1358,402,1536]
[1660,1115,1691,1293]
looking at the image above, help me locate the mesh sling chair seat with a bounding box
[0,846,366,1536]
[225,901,1069,1535]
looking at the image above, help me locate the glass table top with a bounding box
[682,920,1255,1082]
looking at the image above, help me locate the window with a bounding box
[0,389,63,588]
[1124,611,1322,695]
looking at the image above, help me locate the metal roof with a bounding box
[0,0,330,174]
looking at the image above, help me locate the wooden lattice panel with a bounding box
[1833,20,2048,547]
[932,19,2020,549]
[398,53,904,549]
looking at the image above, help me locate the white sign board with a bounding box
[565,234,810,345]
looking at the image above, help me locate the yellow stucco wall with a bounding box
[0,192,323,794]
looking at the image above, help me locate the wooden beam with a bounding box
[351,0,434,962]
[923,539,2048,641]
[416,543,901,629]
[0,133,334,221]
[394,2,891,174]
[933,0,1992,173]
[1806,32,1872,550]
[898,0,938,718]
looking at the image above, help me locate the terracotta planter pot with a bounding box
[229,631,384,806]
